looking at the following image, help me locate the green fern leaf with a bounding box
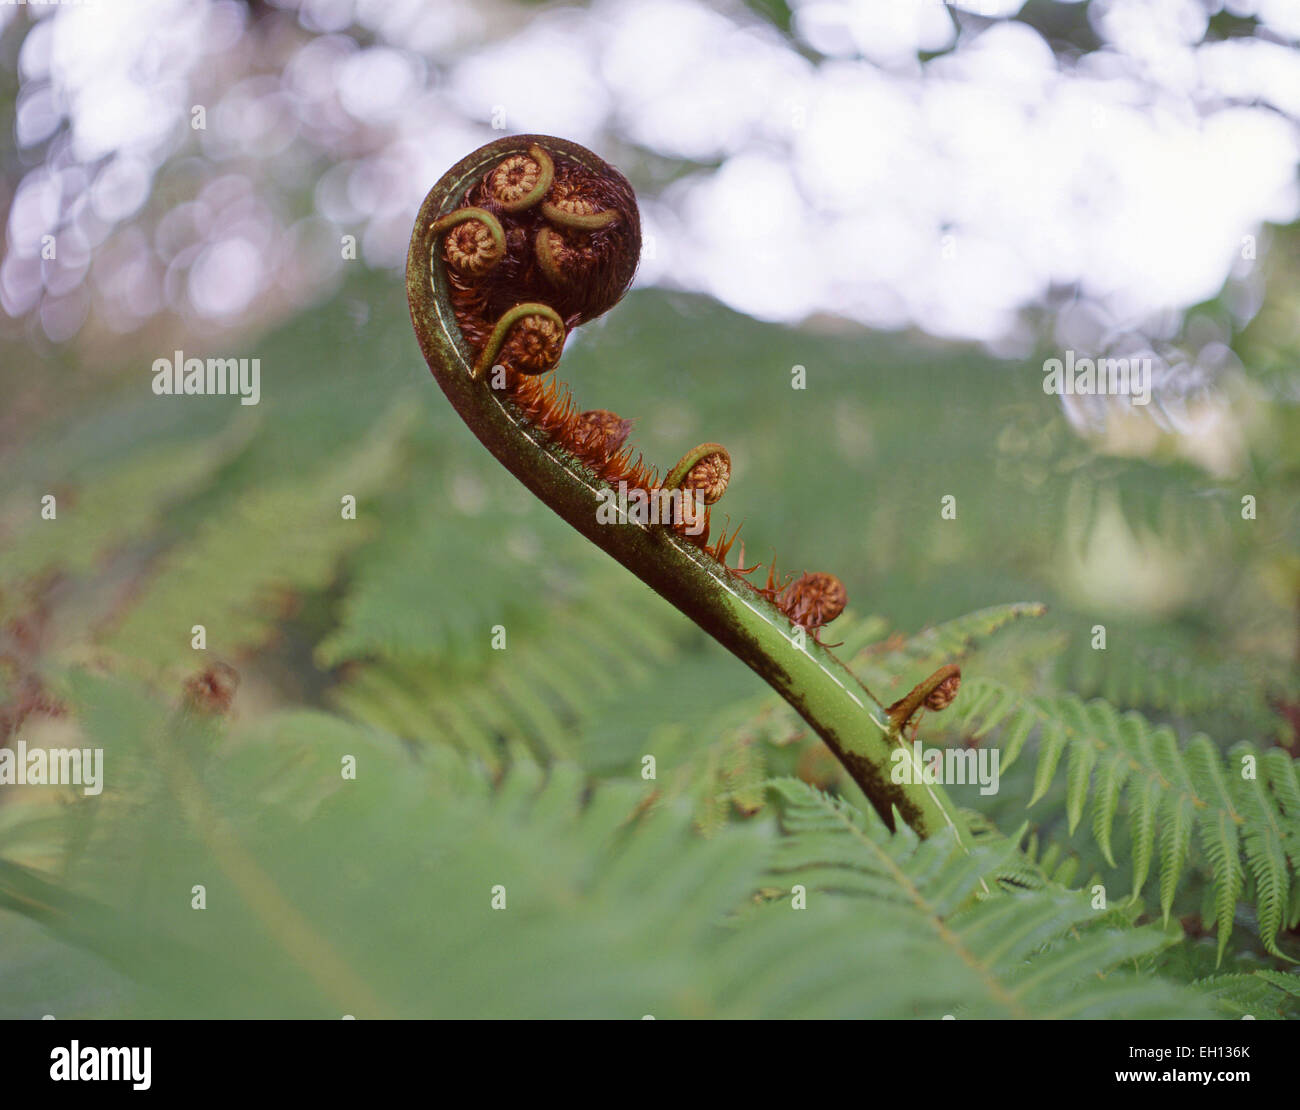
[1065,733,1097,834]
[1092,751,1130,868]
[1231,743,1294,957]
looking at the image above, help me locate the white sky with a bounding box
[3,0,1298,363]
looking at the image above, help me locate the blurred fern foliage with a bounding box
[1,253,1298,1017]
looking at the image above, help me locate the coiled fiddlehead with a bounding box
[407,134,968,840]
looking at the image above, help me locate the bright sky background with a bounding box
[3,0,1298,375]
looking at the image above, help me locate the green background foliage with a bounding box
[2,233,1299,1016]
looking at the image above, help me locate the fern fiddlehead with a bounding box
[406,134,967,839]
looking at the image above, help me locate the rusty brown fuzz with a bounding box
[778,571,848,630]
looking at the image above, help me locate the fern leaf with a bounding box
[1158,793,1193,926]
[1092,751,1130,868]
[1,436,240,600]
[1065,735,1097,834]
[1195,970,1300,1019]
[1231,743,1294,957]
[1129,773,1159,899]
[329,573,683,765]
[1029,717,1068,806]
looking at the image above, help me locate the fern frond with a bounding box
[1058,620,1292,742]
[1230,743,1298,951]
[328,571,682,768]
[761,778,1208,1018]
[0,435,241,609]
[945,678,1300,960]
[1194,969,1300,1019]
[100,409,411,671]
[0,673,1213,1018]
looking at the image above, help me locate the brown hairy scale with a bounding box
[537,226,598,283]
[574,409,633,454]
[778,571,848,630]
[668,493,709,547]
[547,170,616,219]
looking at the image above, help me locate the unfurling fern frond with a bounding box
[761,779,1208,1018]
[944,678,1300,961]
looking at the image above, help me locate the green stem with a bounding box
[407,134,971,844]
